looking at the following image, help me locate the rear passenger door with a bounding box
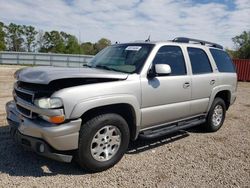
[209,48,237,89]
[187,47,218,115]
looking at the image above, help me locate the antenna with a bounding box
[78,30,81,54]
[78,30,81,68]
[145,35,150,42]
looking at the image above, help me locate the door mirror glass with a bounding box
[155,64,171,76]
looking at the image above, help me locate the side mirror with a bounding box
[147,64,171,78]
[155,64,171,76]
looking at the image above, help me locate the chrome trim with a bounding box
[90,125,121,162]
[212,105,223,127]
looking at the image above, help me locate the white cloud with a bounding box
[0,0,249,48]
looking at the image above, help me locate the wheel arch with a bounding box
[70,95,141,140]
[80,103,138,140]
[214,90,231,109]
[208,86,232,111]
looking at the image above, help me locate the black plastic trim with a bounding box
[172,37,223,49]
[139,117,206,139]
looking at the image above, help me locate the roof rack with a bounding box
[172,37,223,49]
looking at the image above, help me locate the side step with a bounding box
[139,118,206,139]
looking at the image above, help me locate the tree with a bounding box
[37,30,46,52]
[66,35,80,54]
[23,25,38,52]
[0,22,6,51]
[80,38,111,55]
[0,21,113,54]
[5,23,24,51]
[42,31,65,53]
[94,38,111,53]
[81,42,95,55]
[232,31,250,59]
[60,32,80,54]
[225,49,235,58]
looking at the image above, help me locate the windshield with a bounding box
[87,43,154,73]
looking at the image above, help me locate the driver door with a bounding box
[140,45,192,129]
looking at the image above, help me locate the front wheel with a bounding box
[76,113,130,172]
[205,97,226,132]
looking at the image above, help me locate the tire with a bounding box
[205,97,226,132]
[76,113,130,172]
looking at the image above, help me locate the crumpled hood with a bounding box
[16,66,128,84]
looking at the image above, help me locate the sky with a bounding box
[0,0,250,48]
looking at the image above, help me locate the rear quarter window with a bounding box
[210,49,236,73]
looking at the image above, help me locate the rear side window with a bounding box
[210,49,236,73]
[153,46,186,75]
[188,47,212,74]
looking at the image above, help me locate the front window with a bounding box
[153,45,187,76]
[87,43,154,73]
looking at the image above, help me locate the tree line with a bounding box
[0,22,111,55]
[0,22,249,59]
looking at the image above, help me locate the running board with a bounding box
[139,118,206,139]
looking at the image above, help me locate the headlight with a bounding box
[14,69,20,79]
[34,97,63,109]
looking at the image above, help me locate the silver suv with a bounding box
[6,37,237,172]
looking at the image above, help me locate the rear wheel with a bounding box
[76,113,130,172]
[205,97,226,132]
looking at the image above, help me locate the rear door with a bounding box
[187,47,218,115]
[209,48,237,90]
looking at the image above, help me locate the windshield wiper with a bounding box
[94,65,118,72]
[82,64,92,68]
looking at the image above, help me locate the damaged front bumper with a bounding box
[6,101,82,163]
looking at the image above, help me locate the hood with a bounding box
[16,66,128,84]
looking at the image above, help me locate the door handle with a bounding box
[183,82,190,89]
[210,80,215,85]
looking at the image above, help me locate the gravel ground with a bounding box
[0,65,249,187]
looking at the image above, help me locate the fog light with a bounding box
[39,143,45,153]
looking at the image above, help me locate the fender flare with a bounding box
[207,85,233,111]
[69,94,141,127]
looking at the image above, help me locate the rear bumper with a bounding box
[6,101,82,162]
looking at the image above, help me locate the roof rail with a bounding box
[172,37,223,49]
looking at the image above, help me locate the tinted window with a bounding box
[210,49,236,72]
[188,47,212,74]
[153,46,186,75]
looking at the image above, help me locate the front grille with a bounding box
[16,104,32,117]
[15,88,33,103]
[13,82,37,119]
